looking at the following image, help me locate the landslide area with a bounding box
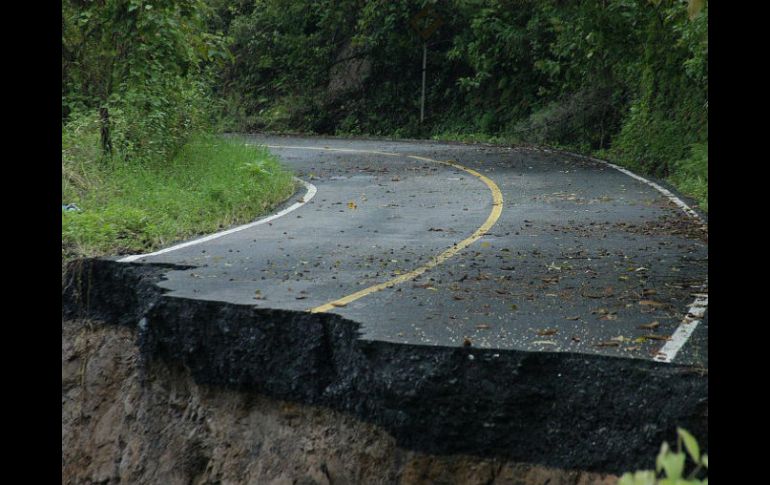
[62,318,619,484]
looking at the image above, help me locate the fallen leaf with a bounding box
[565,316,580,320]
[639,321,660,330]
[537,328,558,336]
[596,341,621,347]
[644,334,671,341]
[582,289,610,298]
[347,201,357,209]
[476,324,491,330]
[639,300,667,308]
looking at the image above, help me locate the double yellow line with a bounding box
[265,145,504,314]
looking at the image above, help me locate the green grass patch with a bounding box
[62,129,295,264]
[666,142,708,213]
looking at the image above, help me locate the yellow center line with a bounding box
[264,144,503,313]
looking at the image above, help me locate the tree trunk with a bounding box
[100,106,112,159]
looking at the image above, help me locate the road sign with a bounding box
[410,6,444,41]
[410,7,444,123]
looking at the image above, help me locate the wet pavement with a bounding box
[129,135,708,366]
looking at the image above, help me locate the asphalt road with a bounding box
[123,135,708,366]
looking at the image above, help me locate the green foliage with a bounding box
[62,113,105,202]
[668,142,707,211]
[213,0,365,132]
[62,0,228,164]
[619,428,708,485]
[608,0,707,179]
[213,0,707,209]
[61,122,295,262]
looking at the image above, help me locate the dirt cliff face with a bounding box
[62,319,619,484]
[62,259,708,474]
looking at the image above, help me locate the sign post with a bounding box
[410,6,444,124]
[421,42,427,123]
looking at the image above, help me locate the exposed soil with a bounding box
[63,318,620,484]
[61,258,708,476]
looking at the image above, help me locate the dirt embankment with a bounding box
[62,319,619,484]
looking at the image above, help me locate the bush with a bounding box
[668,142,707,211]
[62,0,227,164]
[210,0,707,210]
[508,86,624,152]
[619,428,708,485]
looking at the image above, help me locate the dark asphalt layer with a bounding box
[133,135,708,366]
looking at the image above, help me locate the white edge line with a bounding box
[653,294,709,363]
[540,148,705,222]
[121,142,708,363]
[117,177,316,263]
[118,143,394,264]
[603,161,703,221]
[270,145,708,363]
[556,149,708,364]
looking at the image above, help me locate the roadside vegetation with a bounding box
[62,119,293,262]
[619,428,708,485]
[61,0,295,266]
[62,1,707,270]
[211,0,707,210]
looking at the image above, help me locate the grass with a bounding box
[62,128,295,265]
[667,142,708,213]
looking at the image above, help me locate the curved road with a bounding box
[123,135,708,367]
